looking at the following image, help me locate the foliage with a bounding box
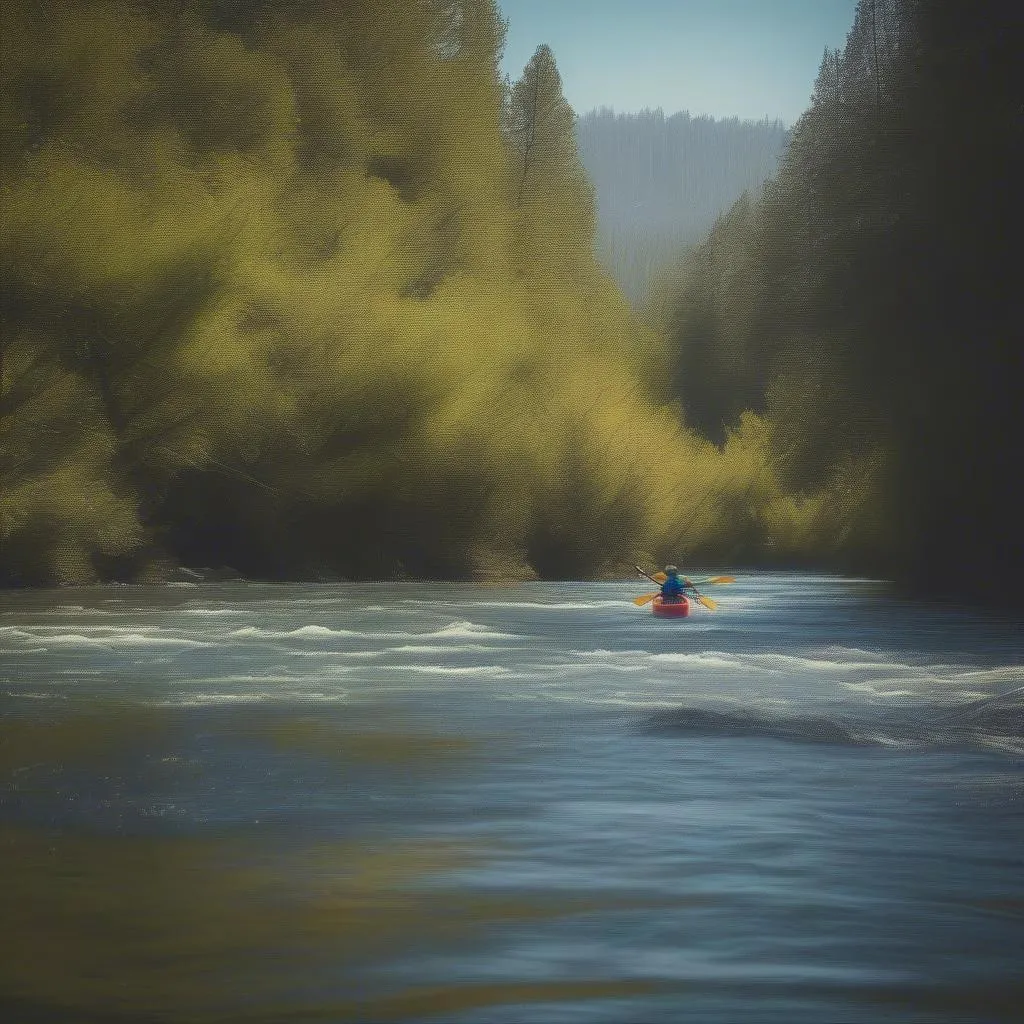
[0,0,772,584]
[656,0,1022,604]
[5,0,1010,599]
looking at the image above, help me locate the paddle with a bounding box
[633,579,733,606]
[639,573,734,587]
[683,578,717,611]
[635,565,718,612]
[635,565,662,585]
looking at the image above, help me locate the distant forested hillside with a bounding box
[576,109,789,301]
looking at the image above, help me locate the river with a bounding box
[2,574,1022,1023]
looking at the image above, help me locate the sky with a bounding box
[496,0,859,125]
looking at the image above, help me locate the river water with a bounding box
[1,574,1023,1023]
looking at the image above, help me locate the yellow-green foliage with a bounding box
[0,0,830,584]
[0,331,142,583]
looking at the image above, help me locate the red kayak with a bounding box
[652,595,691,618]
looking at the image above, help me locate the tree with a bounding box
[503,45,596,276]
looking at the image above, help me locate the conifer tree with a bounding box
[504,45,596,276]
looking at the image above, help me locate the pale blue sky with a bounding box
[497,0,858,124]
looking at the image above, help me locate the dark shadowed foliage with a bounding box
[656,0,1022,605]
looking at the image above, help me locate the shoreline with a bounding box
[1,566,1022,616]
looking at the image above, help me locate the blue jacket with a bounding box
[661,574,686,600]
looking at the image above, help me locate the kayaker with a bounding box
[660,565,689,603]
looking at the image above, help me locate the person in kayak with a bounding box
[660,565,689,603]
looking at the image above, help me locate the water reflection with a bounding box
[0,705,672,1022]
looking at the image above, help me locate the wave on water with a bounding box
[744,651,924,673]
[651,652,765,672]
[149,689,352,706]
[180,608,248,617]
[569,645,1017,689]
[471,600,628,610]
[389,643,518,654]
[397,598,628,610]
[959,666,1024,684]
[228,625,359,639]
[640,691,1024,752]
[224,619,520,642]
[641,705,897,747]
[0,627,211,649]
[37,605,109,615]
[840,679,961,699]
[375,664,512,677]
[431,620,521,639]
[508,663,648,681]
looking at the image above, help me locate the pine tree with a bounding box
[504,45,595,275]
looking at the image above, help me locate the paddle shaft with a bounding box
[636,565,716,610]
[636,564,695,593]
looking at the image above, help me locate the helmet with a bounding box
[664,565,678,575]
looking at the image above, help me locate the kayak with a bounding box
[652,595,691,618]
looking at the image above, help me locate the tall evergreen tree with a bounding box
[504,45,596,276]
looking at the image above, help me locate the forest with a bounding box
[0,0,1019,607]
[654,0,1021,606]
[576,108,788,301]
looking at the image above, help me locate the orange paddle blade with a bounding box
[633,592,659,606]
[683,578,719,612]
